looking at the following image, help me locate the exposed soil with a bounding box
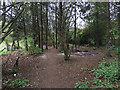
[1,46,117,88]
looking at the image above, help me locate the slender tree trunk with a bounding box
[23,16,28,51]
[55,4,58,49]
[31,3,36,46]
[59,2,64,50]
[17,40,19,49]
[106,2,111,57]
[46,3,48,50]
[95,2,99,47]
[36,2,41,48]
[74,3,77,51]
[5,40,10,51]
[40,3,43,52]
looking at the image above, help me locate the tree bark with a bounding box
[59,2,64,50]
[46,3,48,50]
[74,3,77,51]
[55,4,58,49]
[106,2,111,57]
[40,3,43,52]
[23,15,28,51]
[36,3,41,48]
[95,2,99,47]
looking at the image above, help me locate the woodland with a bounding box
[0,1,120,89]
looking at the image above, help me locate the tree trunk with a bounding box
[5,40,10,51]
[46,3,48,50]
[59,2,64,51]
[36,2,41,48]
[31,3,36,46]
[106,2,112,57]
[17,40,19,49]
[23,16,28,51]
[95,2,99,47]
[40,3,43,52]
[74,3,77,51]
[55,4,58,49]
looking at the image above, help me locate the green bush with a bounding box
[91,60,119,82]
[7,79,29,88]
[28,45,42,55]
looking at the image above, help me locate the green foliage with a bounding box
[93,79,102,86]
[74,81,88,88]
[75,60,119,88]
[93,79,114,88]
[28,45,42,55]
[110,28,119,39]
[8,79,29,88]
[5,79,12,84]
[91,60,119,82]
[60,50,64,53]
[0,49,11,55]
[109,45,115,51]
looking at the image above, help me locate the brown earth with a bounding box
[1,46,117,88]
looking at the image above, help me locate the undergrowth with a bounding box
[75,59,120,88]
[5,79,29,88]
[28,45,42,55]
[0,49,11,55]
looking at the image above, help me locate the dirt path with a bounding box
[33,48,64,88]
[2,46,117,88]
[18,48,67,88]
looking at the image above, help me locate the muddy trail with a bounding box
[2,46,117,88]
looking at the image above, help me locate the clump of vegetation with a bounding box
[59,50,64,53]
[75,60,120,88]
[28,45,42,55]
[74,81,89,88]
[93,79,115,88]
[6,79,29,88]
[0,49,11,55]
[91,60,119,82]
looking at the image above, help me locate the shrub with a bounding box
[28,45,42,55]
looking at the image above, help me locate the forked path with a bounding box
[9,47,116,88]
